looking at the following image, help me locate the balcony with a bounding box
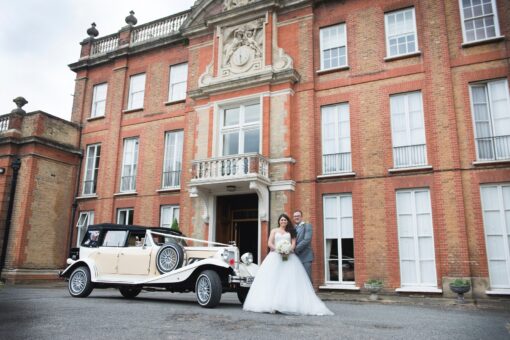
[0,114,9,131]
[190,153,270,190]
[476,135,510,161]
[322,152,352,175]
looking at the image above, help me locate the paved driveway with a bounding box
[0,284,509,340]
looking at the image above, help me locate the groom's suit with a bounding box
[295,221,313,281]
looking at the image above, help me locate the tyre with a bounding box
[156,243,184,274]
[195,270,222,308]
[119,286,142,299]
[236,287,250,304]
[68,266,93,298]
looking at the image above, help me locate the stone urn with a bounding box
[364,280,383,301]
[449,279,471,303]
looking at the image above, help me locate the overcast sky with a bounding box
[0,0,195,120]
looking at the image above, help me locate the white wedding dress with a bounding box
[243,232,333,315]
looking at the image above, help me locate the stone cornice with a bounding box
[0,136,82,156]
[189,68,300,99]
[69,34,187,72]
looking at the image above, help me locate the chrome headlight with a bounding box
[221,249,230,261]
[241,252,253,265]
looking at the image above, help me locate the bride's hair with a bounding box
[277,213,297,239]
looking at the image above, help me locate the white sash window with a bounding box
[220,102,260,156]
[127,73,146,110]
[117,208,134,225]
[83,144,101,195]
[161,205,180,229]
[321,103,351,174]
[320,23,347,70]
[323,194,355,285]
[396,188,437,288]
[470,79,510,161]
[385,7,418,58]
[76,211,94,246]
[390,91,427,168]
[459,0,500,43]
[91,83,107,117]
[162,131,183,189]
[481,184,510,290]
[120,138,139,192]
[169,63,188,102]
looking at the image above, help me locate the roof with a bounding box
[87,223,183,235]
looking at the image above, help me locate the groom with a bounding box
[293,210,313,282]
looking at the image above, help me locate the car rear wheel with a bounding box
[195,270,222,308]
[156,243,184,274]
[237,287,250,304]
[68,266,93,298]
[119,286,142,299]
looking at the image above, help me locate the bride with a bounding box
[243,213,333,315]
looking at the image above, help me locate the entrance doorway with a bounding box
[216,194,259,263]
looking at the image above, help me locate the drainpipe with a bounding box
[67,128,84,253]
[0,157,21,279]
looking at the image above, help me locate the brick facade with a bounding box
[0,109,80,283]
[68,0,510,298]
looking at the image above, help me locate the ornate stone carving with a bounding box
[223,0,260,11]
[198,62,214,87]
[220,18,264,76]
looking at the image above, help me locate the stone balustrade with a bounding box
[191,154,269,182]
[89,12,188,57]
[131,13,188,45]
[91,33,119,56]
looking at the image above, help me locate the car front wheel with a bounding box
[119,286,142,299]
[68,266,93,298]
[195,270,222,308]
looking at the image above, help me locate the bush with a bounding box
[366,279,383,286]
[450,278,470,287]
[171,218,180,232]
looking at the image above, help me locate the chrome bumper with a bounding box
[229,275,255,287]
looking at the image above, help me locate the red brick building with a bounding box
[69,0,510,298]
[0,99,81,282]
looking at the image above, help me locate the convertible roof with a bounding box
[87,223,182,235]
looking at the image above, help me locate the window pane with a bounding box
[223,132,239,155]
[244,104,260,123]
[244,128,260,153]
[224,108,239,126]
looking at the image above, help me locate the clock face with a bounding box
[232,46,252,66]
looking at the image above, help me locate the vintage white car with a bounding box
[60,224,258,308]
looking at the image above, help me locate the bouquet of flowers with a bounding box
[276,239,292,261]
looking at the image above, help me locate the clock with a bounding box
[232,46,252,66]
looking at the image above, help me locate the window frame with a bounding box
[160,205,180,229]
[168,63,188,102]
[389,91,428,168]
[323,193,355,285]
[82,143,101,196]
[91,83,107,118]
[76,211,94,246]
[384,7,419,58]
[127,73,146,110]
[219,101,261,156]
[459,0,501,44]
[480,183,510,289]
[162,130,184,189]
[319,23,348,71]
[396,188,438,288]
[469,78,510,161]
[321,103,352,174]
[117,208,134,225]
[120,138,139,193]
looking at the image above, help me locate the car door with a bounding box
[117,246,152,276]
[95,230,127,277]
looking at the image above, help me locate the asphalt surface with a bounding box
[0,283,509,340]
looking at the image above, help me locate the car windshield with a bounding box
[151,232,187,247]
